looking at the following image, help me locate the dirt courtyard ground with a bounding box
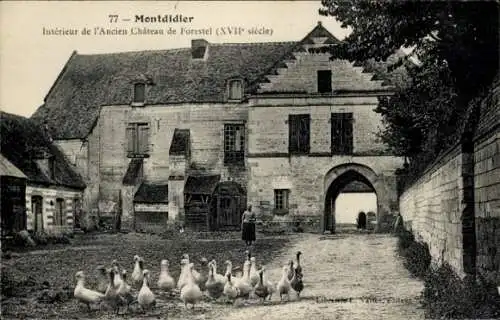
[1,232,425,319]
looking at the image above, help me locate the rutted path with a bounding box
[208,233,425,320]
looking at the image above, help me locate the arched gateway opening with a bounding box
[324,164,379,233]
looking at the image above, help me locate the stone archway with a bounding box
[323,163,380,233]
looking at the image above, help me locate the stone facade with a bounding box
[40,23,405,233]
[25,184,82,235]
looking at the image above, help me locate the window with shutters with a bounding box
[224,124,245,165]
[133,83,146,104]
[126,122,150,157]
[288,114,310,154]
[317,70,332,93]
[331,113,354,155]
[227,79,244,101]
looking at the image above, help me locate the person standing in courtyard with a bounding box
[241,205,256,246]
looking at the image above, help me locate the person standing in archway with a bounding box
[241,205,256,246]
[357,211,367,229]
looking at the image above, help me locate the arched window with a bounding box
[228,79,243,101]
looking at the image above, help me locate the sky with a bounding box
[0,1,351,118]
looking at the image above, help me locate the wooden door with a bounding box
[56,198,65,226]
[32,196,43,232]
[211,182,246,231]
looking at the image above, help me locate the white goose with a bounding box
[157,259,175,294]
[260,266,276,301]
[95,265,108,294]
[73,271,105,311]
[104,268,123,315]
[138,269,156,312]
[210,259,226,284]
[117,270,135,313]
[131,255,144,289]
[182,254,201,284]
[111,260,123,288]
[177,258,189,290]
[235,260,253,299]
[223,272,240,303]
[180,262,204,309]
[249,257,260,287]
[205,261,225,300]
[277,265,292,301]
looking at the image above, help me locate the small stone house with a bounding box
[31,22,406,233]
[0,112,86,235]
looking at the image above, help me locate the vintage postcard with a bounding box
[1,1,499,319]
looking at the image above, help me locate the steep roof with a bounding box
[0,154,27,179]
[0,112,85,189]
[134,183,168,203]
[31,23,403,140]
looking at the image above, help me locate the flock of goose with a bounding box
[73,250,304,315]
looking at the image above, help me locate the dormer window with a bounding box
[317,70,332,93]
[228,79,244,101]
[133,82,146,105]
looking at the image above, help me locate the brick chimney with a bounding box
[191,39,209,60]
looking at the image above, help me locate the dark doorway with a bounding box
[210,181,246,231]
[357,211,367,229]
[324,170,376,233]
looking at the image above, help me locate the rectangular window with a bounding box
[55,198,65,226]
[48,156,56,180]
[224,124,245,164]
[126,123,150,157]
[228,80,243,100]
[133,83,146,103]
[288,114,310,154]
[73,198,81,229]
[317,70,332,93]
[274,189,289,210]
[331,113,354,154]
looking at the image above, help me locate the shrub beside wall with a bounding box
[396,228,500,319]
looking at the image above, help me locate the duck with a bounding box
[74,271,105,311]
[223,272,240,303]
[117,270,135,313]
[157,259,175,294]
[294,251,303,276]
[253,269,270,303]
[196,257,209,291]
[137,269,156,313]
[104,268,124,315]
[287,260,295,281]
[205,261,225,300]
[277,265,292,302]
[131,255,144,289]
[177,258,189,290]
[249,257,260,287]
[111,260,124,288]
[180,262,204,309]
[290,266,304,299]
[234,260,252,299]
[96,265,108,294]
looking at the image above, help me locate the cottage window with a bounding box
[73,198,81,229]
[133,83,146,103]
[288,114,310,154]
[317,70,332,93]
[331,113,353,154]
[274,189,289,210]
[55,198,65,226]
[228,79,243,100]
[32,196,44,232]
[224,124,245,164]
[126,122,150,157]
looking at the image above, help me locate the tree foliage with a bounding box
[319,0,499,167]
